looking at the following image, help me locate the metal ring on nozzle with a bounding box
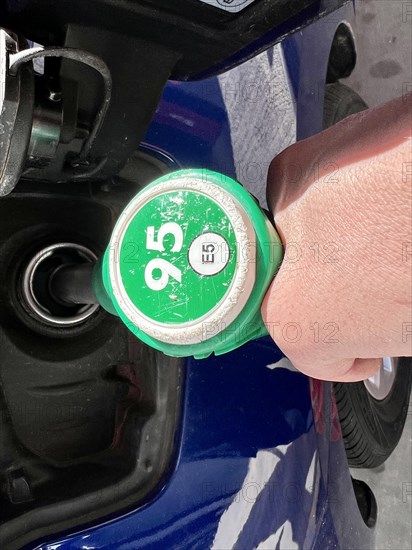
[21,242,99,327]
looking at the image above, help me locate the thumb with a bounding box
[261,281,382,382]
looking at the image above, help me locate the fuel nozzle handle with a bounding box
[50,169,283,358]
[93,169,283,359]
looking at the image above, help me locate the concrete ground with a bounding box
[344,2,412,549]
[345,0,412,107]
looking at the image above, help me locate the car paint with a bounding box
[33,5,375,550]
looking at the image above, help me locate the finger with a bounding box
[262,290,382,382]
[340,357,382,382]
[283,357,381,383]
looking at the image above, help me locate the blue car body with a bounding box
[34,4,375,549]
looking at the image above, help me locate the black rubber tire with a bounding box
[326,23,357,84]
[334,359,412,468]
[323,82,368,129]
[324,83,412,468]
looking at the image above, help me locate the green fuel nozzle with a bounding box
[56,169,284,358]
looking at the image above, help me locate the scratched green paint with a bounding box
[119,190,237,324]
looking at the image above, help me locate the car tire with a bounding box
[323,82,368,129]
[334,359,412,468]
[323,82,412,468]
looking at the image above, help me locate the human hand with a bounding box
[262,93,412,382]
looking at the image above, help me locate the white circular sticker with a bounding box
[188,232,230,276]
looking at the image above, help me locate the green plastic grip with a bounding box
[93,169,283,359]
